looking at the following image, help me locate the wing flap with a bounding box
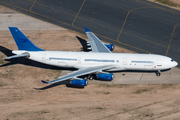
[41,65,116,84]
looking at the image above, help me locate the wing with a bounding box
[41,65,116,84]
[85,27,111,53]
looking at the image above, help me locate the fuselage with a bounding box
[13,50,178,72]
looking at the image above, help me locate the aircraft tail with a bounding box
[9,27,44,51]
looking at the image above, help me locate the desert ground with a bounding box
[170,0,180,5]
[149,0,180,10]
[157,0,180,5]
[0,4,180,120]
[149,0,180,6]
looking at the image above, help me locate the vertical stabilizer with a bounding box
[9,27,44,51]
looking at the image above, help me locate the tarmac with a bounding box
[0,13,66,30]
[0,6,180,84]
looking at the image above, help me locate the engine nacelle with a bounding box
[104,44,114,51]
[87,42,114,51]
[97,73,113,81]
[71,79,87,86]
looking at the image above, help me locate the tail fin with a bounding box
[9,27,44,51]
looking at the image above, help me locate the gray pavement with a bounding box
[0,14,66,30]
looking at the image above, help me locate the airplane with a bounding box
[3,27,178,87]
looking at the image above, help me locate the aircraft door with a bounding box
[123,58,127,65]
[42,54,46,61]
[78,57,81,64]
[157,58,162,66]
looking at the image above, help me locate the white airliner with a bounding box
[3,27,178,86]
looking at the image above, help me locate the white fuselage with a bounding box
[13,50,178,71]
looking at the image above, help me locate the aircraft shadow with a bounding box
[76,36,91,52]
[0,46,81,89]
[0,46,76,71]
[0,45,87,89]
[34,80,84,90]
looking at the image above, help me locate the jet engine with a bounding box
[86,42,114,51]
[71,79,87,86]
[104,44,114,51]
[96,73,113,81]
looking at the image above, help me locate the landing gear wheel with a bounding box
[156,70,161,76]
[156,73,161,76]
[89,76,94,80]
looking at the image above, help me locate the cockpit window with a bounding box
[171,59,174,62]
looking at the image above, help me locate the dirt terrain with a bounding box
[0,5,180,120]
[171,0,180,5]
[149,0,180,10]
[159,0,180,5]
[149,0,180,5]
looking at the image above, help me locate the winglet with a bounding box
[85,27,91,32]
[41,80,49,84]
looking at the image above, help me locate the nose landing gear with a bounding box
[156,70,161,76]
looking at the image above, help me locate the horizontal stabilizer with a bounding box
[3,52,30,59]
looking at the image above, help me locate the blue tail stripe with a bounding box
[9,27,44,51]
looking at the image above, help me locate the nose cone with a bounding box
[170,59,178,68]
[171,61,178,68]
[175,61,178,67]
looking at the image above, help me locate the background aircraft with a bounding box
[3,27,178,87]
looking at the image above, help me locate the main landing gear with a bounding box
[88,75,94,80]
[156,70,161,76]
[87,74,95,80]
